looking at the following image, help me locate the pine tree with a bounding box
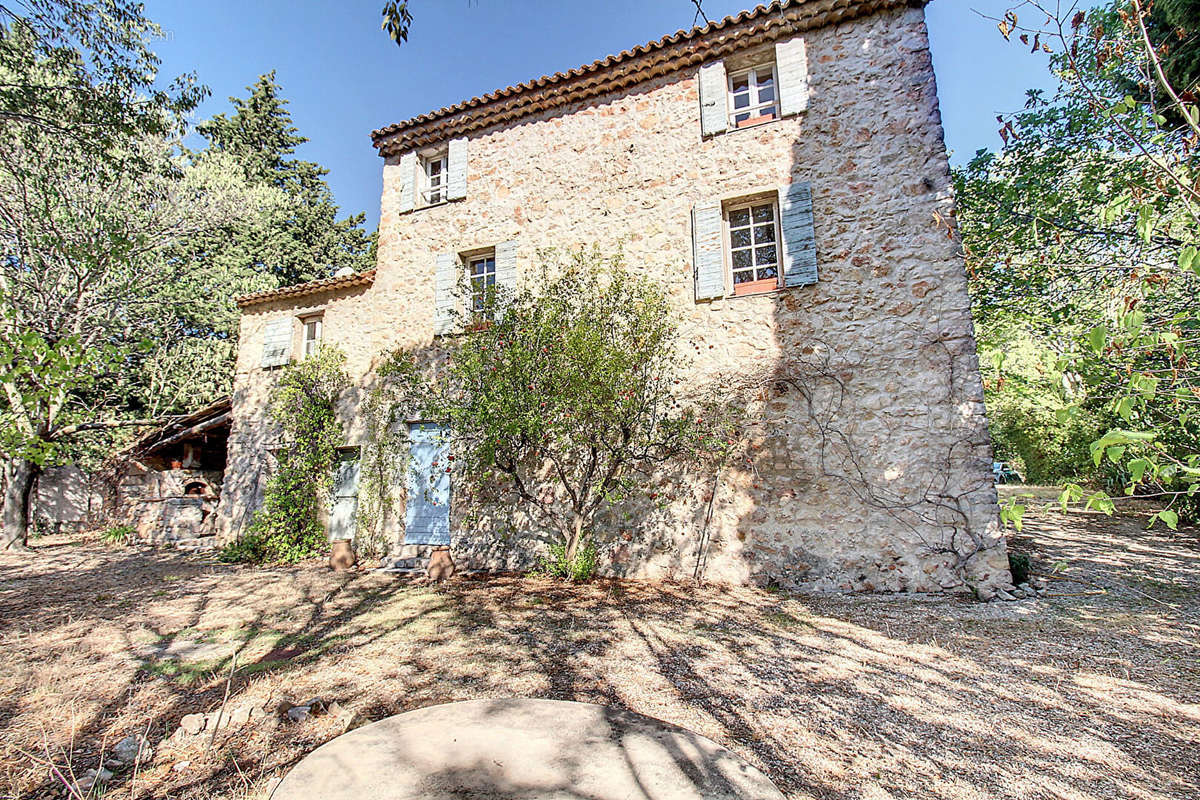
[193,72,375,288]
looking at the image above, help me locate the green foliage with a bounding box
[1008,552,1031,586]
[101,524,134,545]
[537,541,598,582]
[372,247,739,576]
[223,347,348,564]
[961,1,1200,525]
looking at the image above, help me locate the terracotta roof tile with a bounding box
[370,0,925,155]
[235,270,377,309]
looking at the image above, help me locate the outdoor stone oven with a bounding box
[114,397,231,549]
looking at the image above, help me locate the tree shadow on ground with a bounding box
[0,510,1197,799]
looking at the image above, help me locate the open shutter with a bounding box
[779,182,818,287]
[447,138,468,201]
[775,37,810,116]
[698,61,728,137]
[494,240,517,293]
[692,202,725,301]
[260,317,293,368]
[433,252,458,335]
[397,151,416,213]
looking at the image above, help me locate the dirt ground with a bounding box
[0,508,1197,800]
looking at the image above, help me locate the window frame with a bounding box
[301,315,323,359]
[727,63,780,129]
[419,149,449,207]
[724,197,782,297]
[467,251,497,315]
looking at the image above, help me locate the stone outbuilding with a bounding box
[111,397,230,549]
[219,0,1012,595]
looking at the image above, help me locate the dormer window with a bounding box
[421,149,448,206]
[728,65,778,128]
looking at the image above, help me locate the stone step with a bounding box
[377,556,431,573]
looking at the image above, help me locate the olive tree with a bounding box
[375,248,736,574]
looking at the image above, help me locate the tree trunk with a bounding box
[565,511,586,563]
[2,459,36,551]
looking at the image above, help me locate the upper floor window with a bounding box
[728,65,778,128]
[302,316,323,359]
[727,200,780,296]
[469,253,496,313]
[421,150,448,206]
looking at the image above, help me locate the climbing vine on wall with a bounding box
[221,345,349,563]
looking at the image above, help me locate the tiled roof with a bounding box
[235,270,377,309]
[370,0,925,156]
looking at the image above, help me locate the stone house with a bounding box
[218,0,1012,595]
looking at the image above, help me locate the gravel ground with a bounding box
[0,508,1196,799]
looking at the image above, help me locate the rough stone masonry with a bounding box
[219,0,1013,597]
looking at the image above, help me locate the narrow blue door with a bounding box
[404,423,451,545]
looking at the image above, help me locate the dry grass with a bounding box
[0,508,1197,799]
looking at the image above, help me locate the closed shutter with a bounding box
[328,454,360,541]
[397,151,416,213]
[260,317,293,368]
[447,138,468,201]
[698,61,728,137]
[775,37,810,116]
[692,202,725,301]
[433,252,459,335]
[779,182,818,287]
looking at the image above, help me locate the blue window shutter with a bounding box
[397,151,416,213]
[447,137,468,201]
[779,182,818,287]
[692,202,725,301]
[776,37,810,117]
[698,61,728,137]
[433,252,458,335]
[260,317,293,368]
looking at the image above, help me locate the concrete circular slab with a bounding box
[272,698,784,800]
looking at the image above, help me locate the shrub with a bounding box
[538,541,599,582]
[227,346,349,564]
[101,524,134,545]
[1008,551,1031,586]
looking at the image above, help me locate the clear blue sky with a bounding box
[146,0,1093,234]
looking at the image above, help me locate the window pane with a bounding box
[728,207,751,227]
[755,245,777,266]
[752,204,775,223]
[754,225,776,244]
[732,249,752,269]
[757,265,778,281]
[730,228,752,248]
[756,68,774,86]
[732,269,754,284]
[731,74,749,92]
[757,85,776,103]
[733,93,750,110]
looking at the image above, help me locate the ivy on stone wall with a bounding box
[221,346,349,563]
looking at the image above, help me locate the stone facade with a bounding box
[220,3,1012,595]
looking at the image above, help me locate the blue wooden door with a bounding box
[404,423,451,545]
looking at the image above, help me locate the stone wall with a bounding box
[221,5,1011,595]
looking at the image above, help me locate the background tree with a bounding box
[959,0,1200,527]
[0,3,272,549]
[373,248,736,576]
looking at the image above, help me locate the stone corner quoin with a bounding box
[217,1,1012,597]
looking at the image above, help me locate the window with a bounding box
[727,200,780,296]
[421,151,448,206]
[468,253,496,313]
[302,316,322,359]
[728,65,778,128]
